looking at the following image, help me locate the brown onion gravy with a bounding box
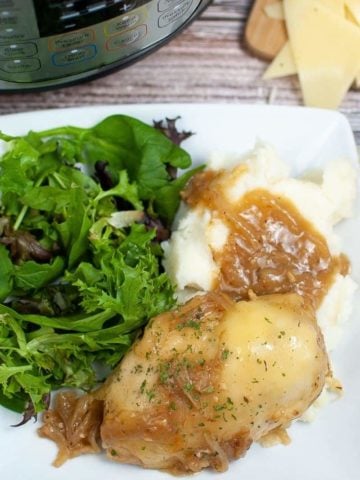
[183,170,349,308]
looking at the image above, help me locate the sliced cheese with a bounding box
[324,0,360,93]
[264,1,285,20]
[262,0,344,18]
[345,0,360,24]
[263,0,345,81]
[263,42,297,79]
[321,0,345,16]
[344,1,360,88]
[284,0,360,108]
[345,5,359,23]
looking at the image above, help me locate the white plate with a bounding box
[0,104,359,480]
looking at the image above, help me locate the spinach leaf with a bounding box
[14,257,65,292]
[36,115,195,224]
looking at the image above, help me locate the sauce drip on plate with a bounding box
[183,170,349,307]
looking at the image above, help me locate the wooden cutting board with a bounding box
[244,0,287,60]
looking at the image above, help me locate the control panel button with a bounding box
[49,30,95,52]
[0,27,27,41]
[105,14,140,36]
[51,45,97,66]
[158,0,183,12]
[158,0,193,28]
[118,1,137,13]
[106,25,147,51]
[0,57,40,73]
[0,12,17,26]
[0,42,37,58]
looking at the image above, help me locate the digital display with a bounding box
[34,0,150,37]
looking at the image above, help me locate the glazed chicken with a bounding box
[40,291,329,473]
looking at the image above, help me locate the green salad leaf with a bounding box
[0,115,197,420]
[0,245,13,300]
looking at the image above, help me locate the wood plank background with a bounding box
[0,0,359,142]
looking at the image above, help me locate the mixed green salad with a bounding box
[0,114,198,424]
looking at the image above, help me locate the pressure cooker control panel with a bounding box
[0,0,203,84]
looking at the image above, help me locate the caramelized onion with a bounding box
[38,392,103,466]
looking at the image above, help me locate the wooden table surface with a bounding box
[0,0,359,142]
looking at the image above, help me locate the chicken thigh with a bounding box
[100,291,328,473]
[40,292,328,473]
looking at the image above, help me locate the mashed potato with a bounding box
[163,143,357,351]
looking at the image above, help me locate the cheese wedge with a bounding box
[284,0,360,108]
[263,42,297,79]
[264,1,285,20]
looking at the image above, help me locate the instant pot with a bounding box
[0,0,211,91]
